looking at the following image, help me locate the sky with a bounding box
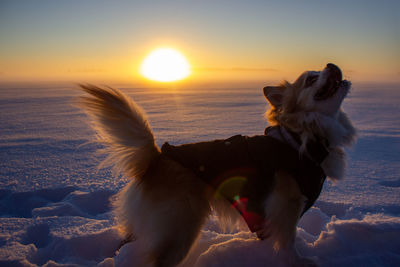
[0,0,399,85]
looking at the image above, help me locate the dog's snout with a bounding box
[326,63,336,69]
[326,63,342,81]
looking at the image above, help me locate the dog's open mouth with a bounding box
[314,63,343,101]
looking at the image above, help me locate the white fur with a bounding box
[79,84,160,178]
[260,171,307,251]
[265,65,357,181]
[79,64,355,266]
[80,84,210,265]
[296,111,356,180]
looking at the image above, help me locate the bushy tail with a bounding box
[79,84,160,179]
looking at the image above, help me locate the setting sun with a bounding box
[140,48,191,82]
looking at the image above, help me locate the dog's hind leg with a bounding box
[150,209,207,267]
[116,158,211,267]
[147,192,210,267]
[118,188,209,267]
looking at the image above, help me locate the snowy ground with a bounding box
[0,82,399,266]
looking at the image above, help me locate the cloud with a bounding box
[67,68,106,73]
[194,67,279,72]
[343,69,357,74]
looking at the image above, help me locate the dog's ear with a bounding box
[263,85,285,107]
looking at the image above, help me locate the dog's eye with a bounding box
[305,75,318,87]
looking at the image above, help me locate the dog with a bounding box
[79,63,356,266]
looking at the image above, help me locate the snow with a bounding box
[0,82,399,266]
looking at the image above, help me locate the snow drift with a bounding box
[0,83,399,266]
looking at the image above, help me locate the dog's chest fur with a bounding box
[161,130,326,232]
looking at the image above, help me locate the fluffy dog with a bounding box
[79,63,356,266]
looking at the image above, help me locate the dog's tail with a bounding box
[78,84,160,180]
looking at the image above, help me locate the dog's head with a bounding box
[263,63,356,180]
[264,63,350,118]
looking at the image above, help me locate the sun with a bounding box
[140,48,191,82]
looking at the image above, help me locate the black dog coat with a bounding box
[161,131,327,232]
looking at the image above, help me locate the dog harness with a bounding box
[161,127,327,233]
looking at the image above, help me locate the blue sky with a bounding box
[0,0,399,83]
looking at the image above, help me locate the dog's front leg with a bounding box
[258,170,306,249]
[257,171,317,266]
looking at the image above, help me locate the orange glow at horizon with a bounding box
[140,48,191,82]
